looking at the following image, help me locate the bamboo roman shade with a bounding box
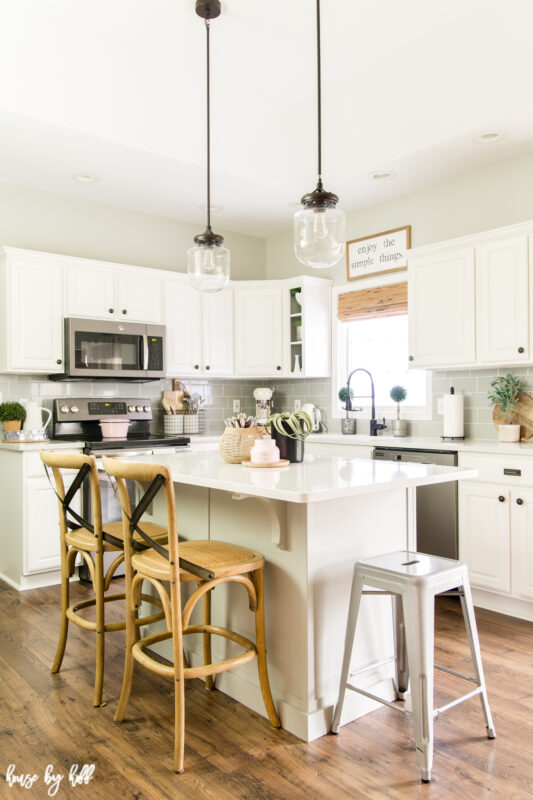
[337,282,408,323]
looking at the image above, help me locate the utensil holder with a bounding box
[164,415,184,435]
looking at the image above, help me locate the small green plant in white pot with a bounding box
[338,385,356,434]
[488,373,524,442]
[390,385,407,437]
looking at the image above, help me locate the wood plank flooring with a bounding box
[1,578,532,799]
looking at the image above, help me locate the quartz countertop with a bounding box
[121,449,477,504]
[307,432,533,455]
[0,439,85,452]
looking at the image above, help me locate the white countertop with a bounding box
[0,439,85,452]
[307,432,533,455]
[121,449,477,504]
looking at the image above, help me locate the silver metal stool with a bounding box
[331,551,495,782]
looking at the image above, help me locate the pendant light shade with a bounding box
[188,0,230,292]
[294,0,345,269]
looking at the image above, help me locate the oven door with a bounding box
[64,318,165,379]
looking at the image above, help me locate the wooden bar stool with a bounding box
[331,551,496,782]
[41,451,167,707]
[102,456,281,774]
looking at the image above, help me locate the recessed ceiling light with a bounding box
[370,170,396,181]
[473,132,503,144]
[71,173,100,184]
[199,203,223,213]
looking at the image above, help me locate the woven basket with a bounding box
[219,426,264,464]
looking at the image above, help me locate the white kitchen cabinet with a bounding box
[476,235,529,364]
[408,247,475,368]
[459,482,511,594]
[66,262,162,323]
[234,285,284,377]
[202,289,234,376]
[0,249,64,373]
[510,488,533,602]
[285,277,331,377]
[164,277,202,376]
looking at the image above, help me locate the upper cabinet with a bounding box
[234,285,284,377]
[476,236,529,364]
[66,261,162,323]
[0,249,64,373]
[408,248,475,368]
[163,275,234,377]
[408,221,533,370]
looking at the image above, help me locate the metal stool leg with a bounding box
[331,569,365,734]
[458,580,496,739]
[403,586,435,782]
[392,594,409,700]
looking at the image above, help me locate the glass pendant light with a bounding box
[188,0,230,292]
[294,0,346,269]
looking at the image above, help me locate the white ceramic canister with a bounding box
[250,438,280,464]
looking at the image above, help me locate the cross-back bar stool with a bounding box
[41,451,167,707]
[331,551,495,782]
[102,456,280,773]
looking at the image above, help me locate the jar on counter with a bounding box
[250,437,280,464]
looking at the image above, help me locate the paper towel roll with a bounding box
[442,389,464,438]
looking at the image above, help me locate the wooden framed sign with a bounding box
[346,225,411,282]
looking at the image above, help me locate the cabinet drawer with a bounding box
[459,452,533,486]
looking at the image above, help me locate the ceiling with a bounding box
[0,0,532,238]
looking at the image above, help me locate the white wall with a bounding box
[0,181,266,280]
[265,151,533,282]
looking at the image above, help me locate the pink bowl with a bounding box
[99,419,130,439]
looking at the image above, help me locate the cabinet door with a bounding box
[408,248,475,368]
[234,287,284,376]
[66,263,116,319]
[202,289,234,376]
[476,236,529,363]
[459,483,511,593]
[24,477,80,574]
[163,278,202,376]
[117,272,161,322]
[7,256,63,372]
[511,488,533,601]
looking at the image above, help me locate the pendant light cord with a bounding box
[316,0,322,189]
[205,18,212,232]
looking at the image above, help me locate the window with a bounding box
[332,281,432,420]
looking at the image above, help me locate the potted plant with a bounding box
[390,385,407,437]
[290,286,302,307]
[338,385,356,435]
[488,373,525,442]
[266,410,313,463]
[0,401,27,433]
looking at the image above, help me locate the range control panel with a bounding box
[53,398,152,422]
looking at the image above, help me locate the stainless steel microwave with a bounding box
[51,317,166,381]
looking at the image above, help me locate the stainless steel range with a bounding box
[52,397,189,581]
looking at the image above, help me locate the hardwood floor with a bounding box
[1,578,532,799]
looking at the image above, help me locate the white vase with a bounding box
[498,424,521,443]
[293,354,301,374]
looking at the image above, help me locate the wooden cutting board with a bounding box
[492,392,533,441]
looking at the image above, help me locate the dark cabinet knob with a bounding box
[56,359,62,365]
[408,355,414,362]
[122,309,127,315]
[194,364,199,370]
[518,346,525,353]
[517,498,524,505]
[205,365,210,370]
[498,495,505,502]
[109,308,114,314]
[276,365,281,371]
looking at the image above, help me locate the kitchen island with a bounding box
[127,447,476,741]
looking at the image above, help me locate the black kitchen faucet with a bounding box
[345,367,387,436]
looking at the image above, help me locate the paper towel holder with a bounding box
[441,386,465,441]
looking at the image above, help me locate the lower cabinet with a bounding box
[459,470,533,608]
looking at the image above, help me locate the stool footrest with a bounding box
[434,663,478,684]
[345,682,411,714]
[434,686,483,717]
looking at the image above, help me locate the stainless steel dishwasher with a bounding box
[372,447,459,559]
